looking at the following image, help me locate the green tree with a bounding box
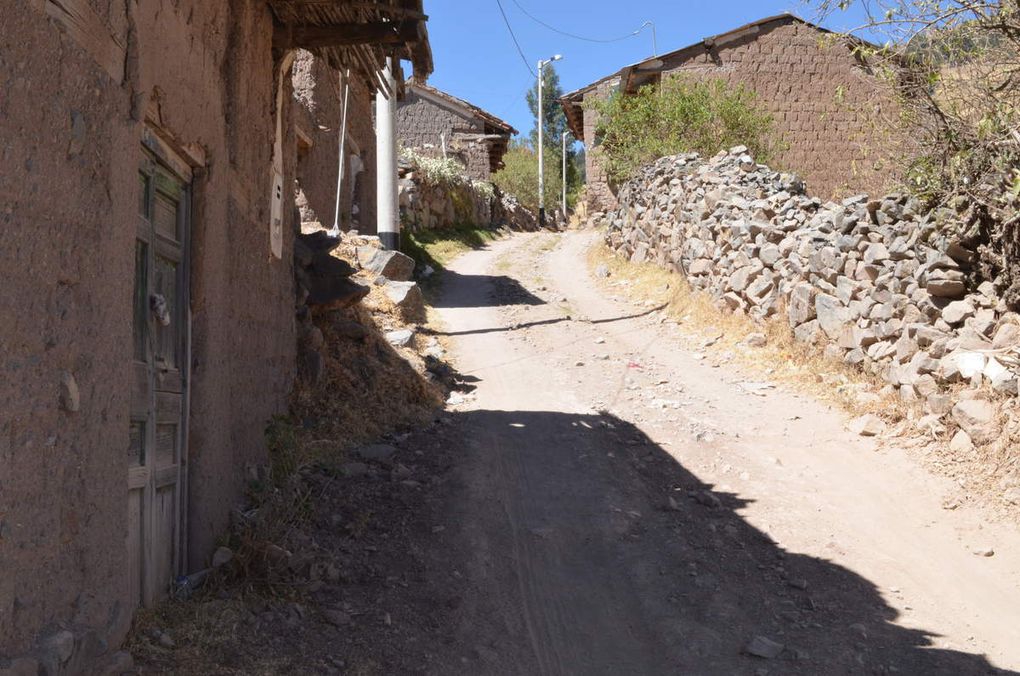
[492,140,564,214]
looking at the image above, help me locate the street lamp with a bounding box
[537,53,562,227]
[638,21,657,57]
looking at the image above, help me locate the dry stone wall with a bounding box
[603,149,1019,442]
[398,163,537,232]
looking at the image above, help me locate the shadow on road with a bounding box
[424,291,669,338]
[438,408,1012,675]
[128,406,1016,674]
[429,270,546,309]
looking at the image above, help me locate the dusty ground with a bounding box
[135,231,1020,675]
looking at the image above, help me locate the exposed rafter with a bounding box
[267,0,433,92]
[273,18,419,50]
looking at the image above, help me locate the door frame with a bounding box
[136,125,193,602]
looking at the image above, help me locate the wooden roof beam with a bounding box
[274,18,419,51]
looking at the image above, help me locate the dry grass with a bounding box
[586,241,903,418]
[587,238,1020,516]
[290,276,444,460]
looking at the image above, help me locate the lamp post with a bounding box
[537,54,562,227]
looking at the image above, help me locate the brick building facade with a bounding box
[397,83,516,181]
[561,14,900,212]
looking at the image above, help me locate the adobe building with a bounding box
[292,51,379,234]
[561,14,900,212]
[397,83,517,181]
[0,1,430,671]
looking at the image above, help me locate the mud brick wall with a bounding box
[1,0,296,666]
[396,90,495,181]
[581,19,900,213]
[581,80,620,213]
[292,52,377,233]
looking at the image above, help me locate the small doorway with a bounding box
[128,142,191,607]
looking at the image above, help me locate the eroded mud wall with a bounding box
[0,0,296,663]
[292,52,377,233]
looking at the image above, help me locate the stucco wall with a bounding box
[581,19,899,212]
[292,53,377,233]
[0,0,295,663]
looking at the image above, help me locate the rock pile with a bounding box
[294,228,423,384]
[603,148,1019,438]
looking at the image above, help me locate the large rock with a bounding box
[385,281,425,319]
[927,277,967,299]
[304,250,362,308]
[788,282,817,326]
[849,414,886,437]
[942,300,976,325]
[358,246,416,281]
[993,321,1020,350]
[951,399,999,445]
[306,275,369,309]
[940,350,986,382]
[815,294,851,340]
[295,230,341,267]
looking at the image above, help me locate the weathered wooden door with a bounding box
[129,147,190,607]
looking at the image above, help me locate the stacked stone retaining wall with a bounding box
[602,149,1019,446]
[398,165,538,232]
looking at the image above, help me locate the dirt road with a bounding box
[427,230,1020,674]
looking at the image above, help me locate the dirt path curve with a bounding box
[430,230,1020,675]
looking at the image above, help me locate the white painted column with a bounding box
[375,57,399,250]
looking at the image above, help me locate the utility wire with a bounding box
[495,0,537,77]
[509,0,650,44]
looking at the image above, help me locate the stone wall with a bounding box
[292,53,377,233]
[580,18,900,213]
[398,163,537,233]
[1,1,296,668]
[603,148,1018,445]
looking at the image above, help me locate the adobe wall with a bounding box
[464,141,494,181]
[582,20,899,212]
[292,53,377,233]
[0,0,295,667]
[396,91,494,181]
[581,80,620,212]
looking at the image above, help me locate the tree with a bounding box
[491,140,564,214]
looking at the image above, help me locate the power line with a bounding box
[509,0,650,44]
[495,0,537,77]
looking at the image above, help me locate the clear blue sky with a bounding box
[419,0,869,139]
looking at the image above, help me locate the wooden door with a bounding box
[129,148,190,607]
